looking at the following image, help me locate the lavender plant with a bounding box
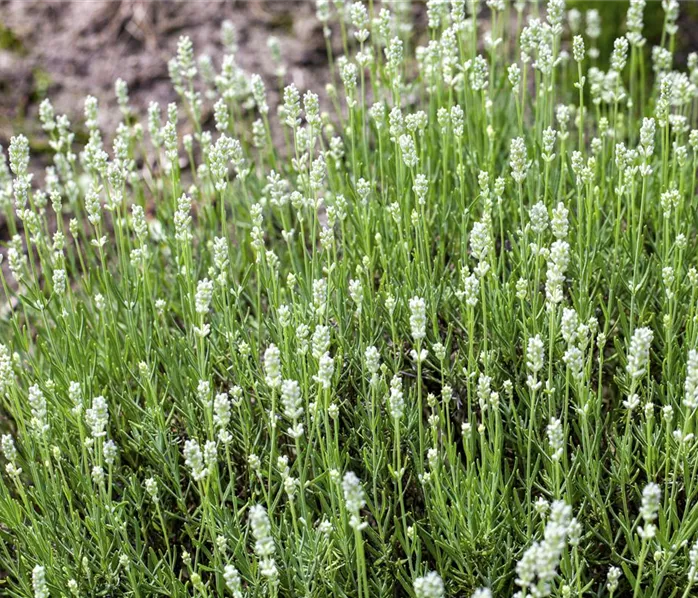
[0,2,698,597]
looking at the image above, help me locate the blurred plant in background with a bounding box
[568,0,698,66]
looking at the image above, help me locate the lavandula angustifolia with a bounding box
[249,505,278,592]
[414,571,445,598]
[634,483,661,597]
[342,471,369,597]
[2,434,21,477]
[684,349,698,433]
[2,3,698,597]
[264,344,282,499]
[514,501,573,598]
[410,296,427,467]
[33,565,49,598]
[280,378,307,516]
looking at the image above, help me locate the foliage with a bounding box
[0,1,698,597]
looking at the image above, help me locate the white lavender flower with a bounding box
[214,392,232,443]
[399,134,419,169]
[184,439,208,481]
[510,137,529,184]
[174,194,192,243]
[1,434,18,464]
[660,188,680,218]
[145,477,158,502]
[264,344,282,389]
[573,35,585,63]
[638,482,661,539]
[388,374,405,420]
[115,78,130,115]
[39,99,55,132]
[0,344,13,396]
[688,540,698,584]
[409,296,427,342]
[1,434,21,476]
[314,352,335,389]
[514,500,573,596]
[530,202,549,235]
[33,565,49,598]
[509,63,521,92]
[296,324,310,356]
[610,37,629,73]
[85,185,102,226]
[546,0,565,34]
[85,395,108,438]
[224,564,243,598]
[561,308,579,345]
[350,2,369,43]
[91,464,105,484]
[349,278,363,315]
[551,202,569,239]
[626,327,653,381]
[542,127,557,162]
[463,272,480,307]
[281,379,303,422]
[413,173,429,205]
[526,335,545,391]
[562,343,583,381]
[302,91,320,129]
[249,504,278,584]
[684,349,698,410]
[477,374,492,412]
[52,269,66,295]
[83,95,99,130]
[365,346,381,385]
[194,278,214,315]
[247,74,267,116]
[342,471,367,530]
[312,279,328,316]
[471,220,492,276]
[312,325,331,360]
[640,482,661,522]
[385,36,404,78]
[131,205,148,243]
[414,571,445,598]
[547,417,564,462]
[544,240,570,308]
[29,384,49,435]
[203,440,217,472]
[103,439,118,465]
[469,55,489,91]
[626,0,646,47]
[586,8,601,41]
[607,566,621,593]
[663,0,679,36]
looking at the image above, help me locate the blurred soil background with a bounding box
[0,0,333,156]
[0,0,696,164]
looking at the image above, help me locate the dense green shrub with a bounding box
[1,1,698,597]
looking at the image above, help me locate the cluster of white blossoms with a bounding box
[627,327,654,382]
[342,470,367,531]
[414,571,445,598]
[526,335,545,391]
[281,378,304,439]
[514,501,574,597]
[183,438,216,482]
[638,482,661,540]
[249,504,279,585]
[410,296,428,361]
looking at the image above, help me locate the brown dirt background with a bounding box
[0,0,332,150]
[0,1,697,157]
